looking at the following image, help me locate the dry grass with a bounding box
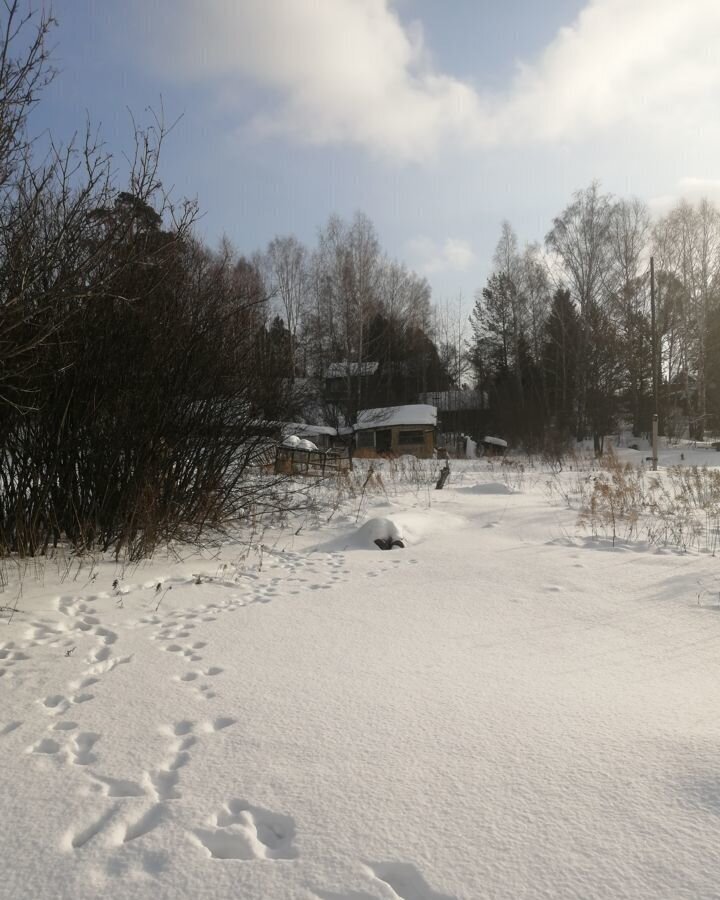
[562,451,720,553]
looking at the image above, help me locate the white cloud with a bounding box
[405,236,476,274]
[140,0,489,161]
[649,178,720,213]
[499,0,720,142]
[134,0,720,161]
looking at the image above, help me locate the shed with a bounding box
[274,433,351,476]
[354,405,438,459]
[481,435,508,457]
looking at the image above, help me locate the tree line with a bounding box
[469,184,720,452]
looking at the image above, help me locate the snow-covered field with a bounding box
[4,448,720,899]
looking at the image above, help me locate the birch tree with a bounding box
[545,182,615,443]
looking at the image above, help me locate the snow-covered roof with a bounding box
[325,361,379,379]
[282,422,339,438]
[281,434,318,452]
[356,404,438,430]
[482,435,508,448]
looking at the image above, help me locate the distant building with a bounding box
[325,361,380,404]
[480,435,508,457]
[418,389,489,442]
[354,404,437,459]
[325,361,380,380]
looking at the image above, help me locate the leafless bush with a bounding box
[577,454,643,545]
[569,452,720,553]
[0,6,298,563]
[499,458,529,491]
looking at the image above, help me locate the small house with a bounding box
[354,404,438,459]
[480,435,508,457]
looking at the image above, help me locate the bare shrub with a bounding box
[577,455,643,545]
[571,453,720,553]
[0,7,297,563]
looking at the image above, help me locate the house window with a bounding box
[398,430,425,445]
[356,430,375,448]
[375,429,392,452]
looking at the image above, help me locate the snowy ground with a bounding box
[3,448,720,899]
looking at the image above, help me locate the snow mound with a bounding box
[281,434,318,451]
[356,517,404,550]
[313,517,405,552]
[310,509,468,554]
[459,482,515,495]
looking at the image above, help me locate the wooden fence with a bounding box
[274,446,352,476]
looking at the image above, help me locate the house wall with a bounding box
[354,426,436,459]
[481,441,506,457]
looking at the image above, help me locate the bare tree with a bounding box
[434,294,469,388]
[546,182,615,442]
[307,212,381,423]
[0,0,55,187]
[653,198,720,438]
[264,234,308,379]
[607,198,652,434]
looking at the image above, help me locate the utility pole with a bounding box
[650,256,658,471]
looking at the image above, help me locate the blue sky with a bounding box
[34,0,720,308]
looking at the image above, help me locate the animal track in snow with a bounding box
[160,641,203,662]
[65,805,119,850]
[69,676,99,692]
[141,719,205,802]
[94,626,117,645]
[27,720,92,766]
[51,720,78,732]
[71,692,94,704]
[88,645,112,663]
[173,665,223,699]
[56,596,96,617]
[83,720,202,810]
[85,654,133,677]
[41,694,71,715]
[70,732,100,765]
[0,649,29,661]
[148,768,181,801]
[0,721,22,736]
[161,719,195,737]
[191,799,297,860]
[365,862,457,900]
[27,737,61,755]
[91,774,146,798]
[121,803,168,843]
[200,716,236,733]
[39,688,96,717]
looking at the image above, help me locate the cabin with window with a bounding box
[354,405,438,459]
